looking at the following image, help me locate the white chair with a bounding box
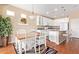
[34,30,47,54]
[15,29,27,54]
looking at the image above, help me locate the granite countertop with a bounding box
[16,33,35,40]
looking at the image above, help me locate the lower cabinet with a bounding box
[49,31,66,45]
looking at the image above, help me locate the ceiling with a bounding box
[11,4,79,19]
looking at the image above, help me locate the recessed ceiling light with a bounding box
[46,12,49,14]
[54,8,58,11]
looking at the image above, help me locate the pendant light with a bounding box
[29,4,35,19]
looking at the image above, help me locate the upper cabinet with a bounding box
[53,18,69,31]
[36,16,53,26]
[42,17,48,25]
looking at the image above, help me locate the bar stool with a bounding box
[15,29,27,54]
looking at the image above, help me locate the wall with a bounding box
[0,5,6,15]
[0,5,37,43]
[69,10,79,38]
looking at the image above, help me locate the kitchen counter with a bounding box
[48,30,66,45]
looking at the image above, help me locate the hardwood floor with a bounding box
[47,38,79,54]
[0,44,16,54]
[0,38,79,54]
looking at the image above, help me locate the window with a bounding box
[6,10,15,16]
[21,14,26,18]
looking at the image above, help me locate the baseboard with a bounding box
[70,37,79,39]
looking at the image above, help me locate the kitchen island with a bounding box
[48,30,66,45]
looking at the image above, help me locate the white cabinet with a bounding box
[49,20,53,26]
[36,16,43,25]
[49,31,59,44]
[36,16,53,26]
[48,31,66,45]
[42,17,53,26]
[52,18,69,31]
[42,17,49,25]
[60,22,68,31]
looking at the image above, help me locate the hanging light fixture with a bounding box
[29,4,35,19]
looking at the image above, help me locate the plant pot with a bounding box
[2,36,8,47]
[0,36,3,47]
[7,36,10,45]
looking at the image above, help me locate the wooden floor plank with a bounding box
[47,38,79,54]
[0,44,16,54]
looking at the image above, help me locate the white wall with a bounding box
[70,18,79,38]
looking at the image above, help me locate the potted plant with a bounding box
[0,15,12,47]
